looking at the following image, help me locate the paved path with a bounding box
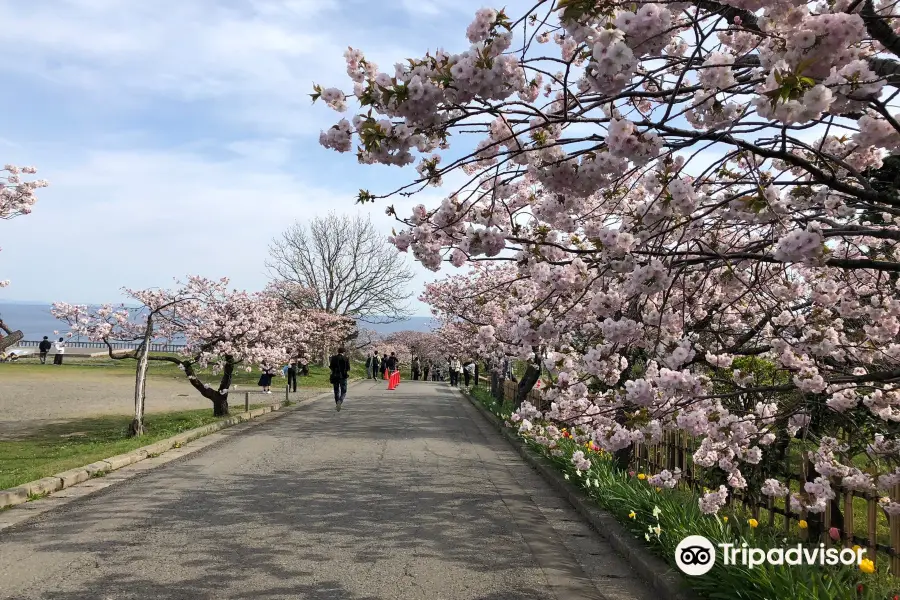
[0,381,655,600]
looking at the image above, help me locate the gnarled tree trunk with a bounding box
[513,346,542,409]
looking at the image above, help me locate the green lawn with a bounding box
[0,407,263,491]
[0,357,367,388]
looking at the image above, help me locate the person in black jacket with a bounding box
[387,352,398,373]
[38,336,52,364]
[371,351,380,380]
[329,347,351,410]
[286,358,298,393]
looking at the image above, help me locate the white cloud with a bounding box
[0,0,492,314]
[0,0,424,136]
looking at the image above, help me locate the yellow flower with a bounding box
[748,519,759,528]
[723,516,728,522]
[852,545,862,553]
[859,558,875,574]
[655,487,662,492]
[637,473,647,480]
[628,511,636,519]
[798,520,808,529]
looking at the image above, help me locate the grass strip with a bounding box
[468,386,898,600]
[0,405,265,489]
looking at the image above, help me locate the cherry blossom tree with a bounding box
[54,277,313,425]
[52,287,200,435]
[265,279,358,365]
[382,330,441,362]
[1,164,48,288]
[315,1,900,533]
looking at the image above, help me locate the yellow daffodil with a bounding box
[628,511,636,519]
[637,473,647,480]
[723,516,728,522]
[852,545,862,553]
[798,520,808,529]
[859,558,875,574]
[748,519,759,528]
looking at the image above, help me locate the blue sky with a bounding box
[0,0,492,315]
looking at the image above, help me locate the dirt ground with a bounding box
[0,370,327,439]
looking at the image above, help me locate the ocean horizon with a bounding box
[0,301,436,342]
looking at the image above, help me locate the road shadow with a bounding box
[3,381,564,599]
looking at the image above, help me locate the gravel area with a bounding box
[0,370,327,438]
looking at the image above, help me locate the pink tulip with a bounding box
[829,527,840,541]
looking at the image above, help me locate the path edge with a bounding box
[0,382,355,510]
[462,389,699,600]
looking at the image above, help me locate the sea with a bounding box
[0,301,436,342]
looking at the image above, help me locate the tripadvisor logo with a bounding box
[675,536,716,576]
[675,535,867,576]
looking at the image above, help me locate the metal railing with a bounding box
[16,339,187,353]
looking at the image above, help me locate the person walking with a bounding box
[381,352,389,379]
[387,352,398,373]
[371,351,380,380]
[464,359,475,387]
[258,363,275,394]
[423,361,430,382]
[449,355,462,386]
[412,356,420,380]
[287,358,298,393]
[38,336,52,364]
[53,337,66,365]
[329,346,351,410]
[365,353,373,379]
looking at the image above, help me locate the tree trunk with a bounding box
[213,356,235,417]
[513,347,542,409]
[129,315,153,437]
[179,358,234,417]
[212,394,229,417]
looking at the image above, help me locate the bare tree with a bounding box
[267,212,414,324]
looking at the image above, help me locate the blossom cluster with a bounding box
[318,1,900,519]
[1,164,48,287]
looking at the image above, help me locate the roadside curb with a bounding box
[462,390,698,600]
[0,383,354,511]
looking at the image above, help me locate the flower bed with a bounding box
[469,387,898,600]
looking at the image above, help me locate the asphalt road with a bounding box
[0,380,655,600]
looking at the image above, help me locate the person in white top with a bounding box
[53,337,66,365]
[448,356,462,387]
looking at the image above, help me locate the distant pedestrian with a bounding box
[330,346,351,410]
[464,359,475,387]
[53,337,65,365]
[365,353,373,379]
[412,356,421,380]
[381,353,389,379]
[258,363,275,394]
[423,361,430,381]
[38,336,52,364]
[371,351,380,380]
[449,355,462,386]
[287,359,298,393]
[298,355,310,377]
[387,352,398,373]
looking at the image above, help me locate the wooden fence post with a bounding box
[244,392,249,413]
[892,484,900,575]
